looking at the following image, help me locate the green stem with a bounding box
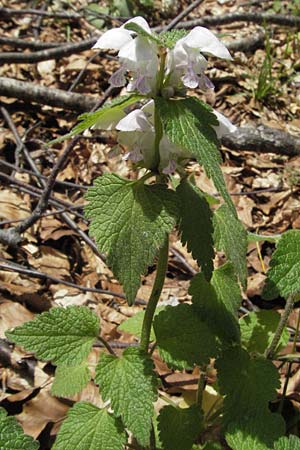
[140,236,169,352]
[265,294,295,359]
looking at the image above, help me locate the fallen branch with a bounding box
[0,7,81,20]
[0,76,99,111]
[0,36,98,64]
[155,12,300,31]
[222,125,300,156]
[0,36,60,50]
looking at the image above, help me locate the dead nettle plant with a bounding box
[4,16,300,450]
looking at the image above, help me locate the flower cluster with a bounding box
[92,17,236,174]
[93,16,232,95]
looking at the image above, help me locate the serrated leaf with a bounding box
[51,363,91,397]
[154,304,218,370]
[49,95,142,144]
[156,97,236,216]
[177,179,214,279]
[240,310,289,354]
[119,305,166,340]
[216,347,285,450]
[263,230,300,300]
[0,407,39,450]
[52,402,126,450]
[213,204,248,287]
[226,412,285,450]
[85,174,178,304]
[274,435,300,450]
[190,263,241,343]
[95,347,157,446]
[159,29,188,48]
[6,306,99,366]
[158,404,203,450]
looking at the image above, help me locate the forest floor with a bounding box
[0,0,300,448]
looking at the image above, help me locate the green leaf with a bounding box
[85,174,178,304]
[159,29,188,48]
[213,204,248,287]
[154,304,218,370]
[6,306,99,366]
[274,435,300,450]
[49,95,142,144]
[0,407,39,450]
[201,443,223,450]
[240,310,289,354]
[263,230,300,300]
[52,402,126,450]
[177,179,214,280]
[124,22,162,46]
[51,363,91,397]
[119,306,166,340]
[216,347,285,450]
[156,97,236,216]
[158,404,203,450]
[95,347,158,446]
[190,263,241,343]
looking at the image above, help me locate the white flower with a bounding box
[212,110,237,138]
[93,17,158,95]
[167,26,232,90]
[116,101,190,173]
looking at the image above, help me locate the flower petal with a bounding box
[92,28,132,50]
[213,110,237,138]
[123,16,152,34]
[119,36,157,64]
[116,109,152,132]
[182,26,232,60]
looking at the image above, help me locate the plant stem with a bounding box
[140,236,169,352]
[265,294,295,359]
[196,369,206,408]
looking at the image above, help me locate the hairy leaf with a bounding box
[159,29,189,48]
[263,230,300,300]
[49,95,142,144]
[51,363,91,397]
[190,263,241,343]
[95,347,157,446]
[154,304,218,369]
[85,174,178,304]
[52,402,126,450]
[158,404,203,450]
[177,179,214,279]
[156,97,235,215]
[240,310,289,354]
[216,347,285,449]
[213,204,248,287]
[274,435,300,449]
[6,306,99,366]
[0,407,39,450]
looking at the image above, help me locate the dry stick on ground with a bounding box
[0,85,114,248]
[0,77,98,111]
[0,109,105,258]
[0,36,98,64]
[0,36,63,50]
[0,7,81,20]
[163,0,205,31]
[155,12,300,30]
[0,260,130,302]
